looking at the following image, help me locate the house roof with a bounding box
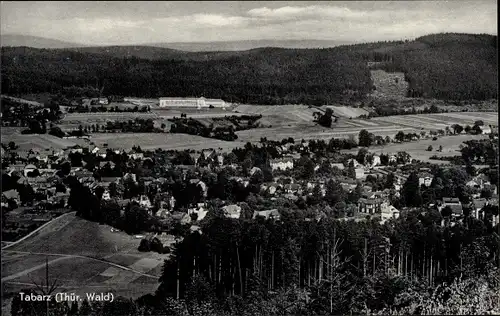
[25,164,37,169]
[359,198,384,205]
[223,204,241,215]
[101,177,119,183]
[473,198,488,210]
[253,209,280,220]
[331,163,345,170]
[418,172,433,178]
[443,197,461,204]
[2,189,19,200]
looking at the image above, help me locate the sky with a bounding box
[1,1,497,45]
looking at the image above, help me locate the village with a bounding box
[2,123,498,251]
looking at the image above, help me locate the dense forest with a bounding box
[1,33,496,104]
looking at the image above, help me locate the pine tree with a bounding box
[402,172,423,207]
[79,299,92,316]
[347,160,356,179]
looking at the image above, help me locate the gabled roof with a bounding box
[443,197,461,204]
[473,198,488,210]
[2,189,19,200]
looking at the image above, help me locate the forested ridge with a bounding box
[1,33,497,105]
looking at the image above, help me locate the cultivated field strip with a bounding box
[433,112,498,125]
[325,106,370,118]
[61,112,159,122]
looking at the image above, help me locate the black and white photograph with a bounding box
[0,1,499,315]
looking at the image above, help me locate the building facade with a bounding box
[158,97,226,109]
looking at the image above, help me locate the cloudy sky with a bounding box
[1,1,497,45]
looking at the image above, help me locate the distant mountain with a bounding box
[0,34,352,52]
[146,39,355,52]
[1,33,497,104]
[0,34,84,49]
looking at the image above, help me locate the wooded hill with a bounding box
[1,33,497,104]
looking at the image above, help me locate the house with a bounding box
[380,204,400,223]
[189,179,208,197]
[98,97,109,105]
[100,161,116,169]
[2,189,20,205]
[418,172,434,187]
[471,198,488,219]
[284,183,302,194]
[370,155,382,168]
[270,156,294,171]
[357,198,386,215]
[355,168,365,180]
[440,198,463,217]
[330,163,345,171]
[135,195,152,210]
[123,173,137,183]
[100,177,120,185]
[102,190,111,201]
[24,164,37,177]
[187,205,208,221]
[253,209,281,221]
[479,125,492,134]
[222,204,241,219]
[250,167,262,176]
[346,159,362,168]
[260,183,278,195]
[284,193,299,201]
[129,152,144,160]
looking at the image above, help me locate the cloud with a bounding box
[1,2,496,45]
[247,5,374,20]
[192,14,248,27]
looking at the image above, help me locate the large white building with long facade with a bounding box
[158,97,226,108]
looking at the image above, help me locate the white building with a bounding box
[158,97,226,109]
[136,195,152,209]
[418,172,434,187]
[479,125,492,134]
[222,204,241,219]
[270,157,294,171]
[102,190,111,201]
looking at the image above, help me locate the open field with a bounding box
[236,125,418,142]
[342,134,490,164]
[2,111,496,153]
[325,106,370,118]
[61,112,159,123]
[1,213,165,310]
[371,112,498,130]
[0,130,79,151]
[71,132,247,152]
[233,104,319,126]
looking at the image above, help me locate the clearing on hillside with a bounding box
[370,69,409,99]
